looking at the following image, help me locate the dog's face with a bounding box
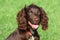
[26,7,41,29]
[28,7,40,25]
[17,4,48,30]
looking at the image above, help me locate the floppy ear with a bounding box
[40,8,48,30]
[17,8,28,30]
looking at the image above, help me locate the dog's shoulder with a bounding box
[5,29,19,40]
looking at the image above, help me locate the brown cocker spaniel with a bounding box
[5,4,48,40]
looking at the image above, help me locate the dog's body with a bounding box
[5,4,48,40]
[6,28,39,40]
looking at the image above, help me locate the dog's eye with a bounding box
[37,11,40,15]
[30,11,33,13]
[29,13,32,15]
[29,11,33,15]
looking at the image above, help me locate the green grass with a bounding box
[0,0,60,40]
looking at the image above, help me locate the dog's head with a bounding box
[17,4,48,30]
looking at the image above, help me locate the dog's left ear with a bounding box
[40,8,48,30]
[17,8,28,30]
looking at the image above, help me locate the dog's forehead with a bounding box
[30,8,39,12]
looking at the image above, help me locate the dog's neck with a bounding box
[18,29,32,37]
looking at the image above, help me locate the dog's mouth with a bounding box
[28,21,39,29]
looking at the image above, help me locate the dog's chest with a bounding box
[29,36,34,40]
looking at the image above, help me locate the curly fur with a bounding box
[5,4,48,40]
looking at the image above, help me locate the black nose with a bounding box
[35,19,38,20]
[34,17,39,21]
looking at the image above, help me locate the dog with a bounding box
[5,4,48,40]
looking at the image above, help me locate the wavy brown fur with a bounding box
[5,4,48,40]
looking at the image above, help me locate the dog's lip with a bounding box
[28,21,39,29]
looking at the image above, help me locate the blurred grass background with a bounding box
[0,0,60,40]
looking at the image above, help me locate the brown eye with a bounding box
[29,10,33,15]
[30,11,33,13]
[29,11,32,15]
[37,11,40,15]
[29,12,32,15]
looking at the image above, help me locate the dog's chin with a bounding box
[28,21,39,29]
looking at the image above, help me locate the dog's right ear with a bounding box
[40,8,48,30]
[17,8,28,30]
